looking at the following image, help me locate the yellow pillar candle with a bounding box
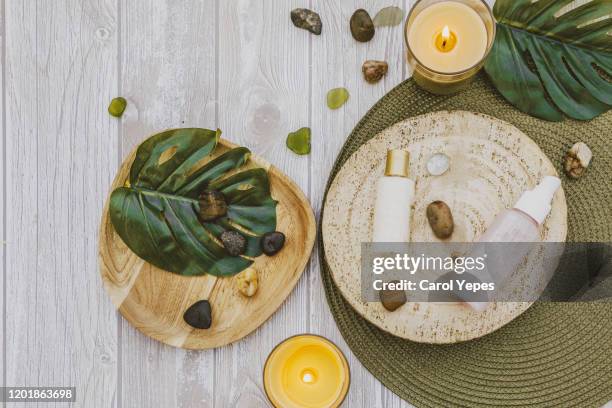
[407,1,487,73]
[263,335,350,408]
[404,0,495,94]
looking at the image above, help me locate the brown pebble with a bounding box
[380,280,407,311]
[426,201,454,239]
[350,9,375,42]
[362,60,388,83]
[198,190,228,221]
[290,8,322,35]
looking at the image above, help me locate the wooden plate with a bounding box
[99,138,316,349]
[322,111,567,344]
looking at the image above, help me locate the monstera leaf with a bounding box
[109,128,277,277]
[484,0,612,121]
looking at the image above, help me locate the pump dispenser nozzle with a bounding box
[513,176,561,225]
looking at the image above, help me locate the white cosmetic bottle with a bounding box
[372,150,415,242]
[467,176,562,311]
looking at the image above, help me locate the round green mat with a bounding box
[319,73,612,408]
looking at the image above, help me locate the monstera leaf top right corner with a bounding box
[484,0,612,121]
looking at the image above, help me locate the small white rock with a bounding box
[565,142,592,179]
[427,153,450,176]
[236,267,259,297]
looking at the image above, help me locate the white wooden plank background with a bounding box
[4,1,119,408]
[1,0,4,396]
[0,0,553,407]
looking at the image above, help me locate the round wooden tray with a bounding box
[322,111,567,344]
[99,139,316,349]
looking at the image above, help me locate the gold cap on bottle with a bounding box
[384,149,410,177]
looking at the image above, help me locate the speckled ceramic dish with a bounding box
[322,110,567,343]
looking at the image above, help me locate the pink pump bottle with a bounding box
[478,176,561,243]
[467,176,561,311]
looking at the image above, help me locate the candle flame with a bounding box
[435,25,456,52]
[442,25,450,40]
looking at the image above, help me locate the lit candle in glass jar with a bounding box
[263,334,350,408]
[405,0,495,94]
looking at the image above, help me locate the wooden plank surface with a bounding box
[118,1,217,407]
[308,1,412,406]
[214,1,311,406]
[0,0,4,394]
[4,0,119,406]
[0,1,560,408]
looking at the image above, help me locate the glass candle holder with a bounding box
[263,334,350,408]
[404,0,496,95]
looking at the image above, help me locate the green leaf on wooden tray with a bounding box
[109,128,277,277]
[484,0,612,121]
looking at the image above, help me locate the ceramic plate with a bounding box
[322,111,567,343]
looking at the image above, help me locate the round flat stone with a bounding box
[427,153,450,176]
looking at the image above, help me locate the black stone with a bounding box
[261,231,286,256]
[183,300,212,329]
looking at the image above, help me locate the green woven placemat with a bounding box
[319,73,612,408]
